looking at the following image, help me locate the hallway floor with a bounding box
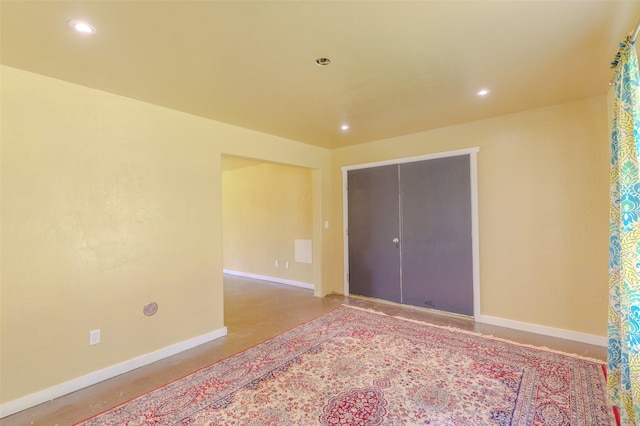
[1,275,606,425]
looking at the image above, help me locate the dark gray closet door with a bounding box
[347,165,401,303]
[400,155,473,315]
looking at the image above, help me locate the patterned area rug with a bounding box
[77,306,613,425]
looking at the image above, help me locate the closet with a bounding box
[346,153,474,316]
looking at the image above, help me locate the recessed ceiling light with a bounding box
[341,124,350,131]
[477,89,490,96]
[69,20,96,35]
[315,58,331,67]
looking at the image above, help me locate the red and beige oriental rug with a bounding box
[76,305,613,425]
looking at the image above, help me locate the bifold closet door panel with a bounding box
[347,165,401,303]
[400,156,473,316]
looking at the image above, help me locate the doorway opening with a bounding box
[221,155,316,291]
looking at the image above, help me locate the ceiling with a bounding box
[2,1,639,149]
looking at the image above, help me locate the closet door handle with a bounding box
[392,237,400,246]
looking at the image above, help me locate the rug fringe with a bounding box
[340,304,605,364]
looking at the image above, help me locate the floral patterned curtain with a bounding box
[608,37,640,425]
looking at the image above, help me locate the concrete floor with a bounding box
[1,275,607,425]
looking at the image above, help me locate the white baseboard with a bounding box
[223,269,314,290]
[0,327,228,418]
[478,315,607,347]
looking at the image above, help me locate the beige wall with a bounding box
[0,64,611,407]
[222,159,313,283]
[0,66,331,404]
[330,96,610,337]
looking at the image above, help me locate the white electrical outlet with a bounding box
[275,260,279,268]
[89,329,101,345]
[285,261,289,269]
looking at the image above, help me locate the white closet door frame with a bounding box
[341,147,480,320]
